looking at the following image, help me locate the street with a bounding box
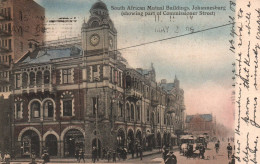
[120,141,232,164]
[9,141,233,164]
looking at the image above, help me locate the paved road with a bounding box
[10,142,233,163]
[120,141,233,164]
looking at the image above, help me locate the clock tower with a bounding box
[82,0,117,58]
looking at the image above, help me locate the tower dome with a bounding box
[90,0,109,17]
[91,0,108,11]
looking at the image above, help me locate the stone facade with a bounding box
[11,1,186,158]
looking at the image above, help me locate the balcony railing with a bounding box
[125,88,142,100]
[166,106,176,114]
[151,99,159,107]
[0,29,12,37]
[0,46,12,53]
[0,13,11,21]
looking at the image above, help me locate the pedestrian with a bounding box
[75,148,79,162]
[42,150,49,164]
[79,148,85,163]
[131,146,134,158]
[112,150,116,163]
[139,146,143,160]
[107,149,111,162]
[102,147,107,160]
[227,143,233,159]
[30,152,36,164]
[122,147,127,160]
[165,151,177,164]
[229,154,235,164]
[199,145,205,159]
[163,148,169,161]
[135,143,139,158]
[215,142,219,154]
[92,147,96,163]
[4,152,11,164]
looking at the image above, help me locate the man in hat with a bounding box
[165,151,177,164]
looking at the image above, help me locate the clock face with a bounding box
[109,37,113,48]
[90,34,100,46]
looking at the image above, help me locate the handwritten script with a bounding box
[235,0,260,163]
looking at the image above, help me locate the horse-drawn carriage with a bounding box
[180,135,198,158]
[196,135,208,149]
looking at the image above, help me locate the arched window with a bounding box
[43,100,54,118]
[125,75,131,89]
[29,72,35,86]
[119,102,123,117]
[136,105,140,121]
[147,108,150,122]
[31,101,40,118]
[22,72,28,88]
[157,112,160,124]
[131,104,134,120]
[36,71,42,86]
[91,21,99,28]
[44,70,50,84]
[126,103,130,120]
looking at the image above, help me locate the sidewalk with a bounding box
[9,146,179,164]
[9,149,160,164]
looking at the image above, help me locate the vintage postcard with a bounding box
[0,0,259,163]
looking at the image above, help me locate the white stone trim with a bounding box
[28,99,42,122]
[42,98,56,121]
[43,129,60,142]
[18,127,42,142]
[60,126,85,141]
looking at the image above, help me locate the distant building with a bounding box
[0,0,45,153]
[185,114,216,137]
[0,0,45,98]
[10,1,186,158]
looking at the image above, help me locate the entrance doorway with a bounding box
[45,134,57,156]
[21,130,40,157]
[64,129,84,157]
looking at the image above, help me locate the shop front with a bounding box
[64,129,84,157]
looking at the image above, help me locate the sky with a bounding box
[34,0,235,129]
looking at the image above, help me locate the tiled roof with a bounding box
[160,83,175,92]
[20,46,82,64]
[185,114,213,123]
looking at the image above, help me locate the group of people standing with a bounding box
[0,151,11,164]
[162,146,177,164]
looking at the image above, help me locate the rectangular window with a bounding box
[8,39,11,50]
[8,23,11,33]
[62,69,72,84]
[63,100,72,116]
[7,8,11,20]
[92,97,98,115]
[147,109,149,121]
[16,74,21,88]
[16,103,22,119]
[110,67,112,82]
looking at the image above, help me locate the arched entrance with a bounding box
[64,129,84,157]
[117,129,125,147]
[136,130,142,145]
[127,129,134,151]
[45,134,57,156]
[21,130,40,157]
[157,132,161,148]
[92,138,101,158]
